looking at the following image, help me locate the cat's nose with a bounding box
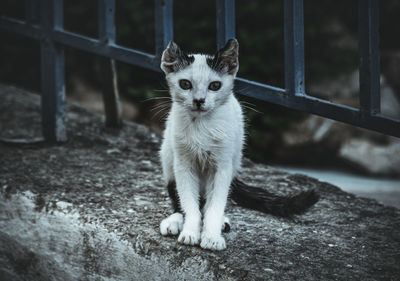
[193,98,205,108]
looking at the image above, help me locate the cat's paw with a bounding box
[160,213,183,236]
[178,229,200,245]
[200,232,226,250]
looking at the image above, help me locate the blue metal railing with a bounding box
[0,0,399,141]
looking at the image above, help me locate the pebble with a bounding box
[139,160,153,171]
[56,201,73,209]
[106,148,121,154]
[264,268,274,273]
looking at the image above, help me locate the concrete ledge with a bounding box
[1,84,399,280]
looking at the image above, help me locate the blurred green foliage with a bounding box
[1,0,400,162]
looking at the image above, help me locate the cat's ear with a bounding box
[161,41,194,74]
[208,38,239,75]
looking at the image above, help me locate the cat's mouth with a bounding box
[191,108,207,112]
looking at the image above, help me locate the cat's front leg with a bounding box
[174,157,202,245]
[201,166,232,250]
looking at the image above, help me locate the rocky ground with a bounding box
[1,84,400,281]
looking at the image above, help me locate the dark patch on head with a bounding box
[161,41,194,74]
[207,38,239,75]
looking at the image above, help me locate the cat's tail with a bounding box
[230,178,319,217]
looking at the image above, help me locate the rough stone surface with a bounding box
[339,138,400,175]
[1,84,400,281]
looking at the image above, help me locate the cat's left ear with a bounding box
[208,38,239,76]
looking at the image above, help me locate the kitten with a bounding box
[159,39,319,250]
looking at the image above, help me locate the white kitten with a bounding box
[159,39,318,251]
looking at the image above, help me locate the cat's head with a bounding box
[161,39,239,116]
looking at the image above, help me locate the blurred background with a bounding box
[1,0,400,207]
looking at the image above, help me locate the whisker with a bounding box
[150,103,171,112]
[151,108,169,120]
[151,102,171,118]
[151,100,171,105]
[142,96,171,102]
[156,112,170,123]
[241,104,262,114]
[150,100,171,105]
[240,101,258,107]
[150,100,171,106]
[159,112,170,122]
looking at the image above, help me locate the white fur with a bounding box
[160,53,244,250]
[160,213,183,236]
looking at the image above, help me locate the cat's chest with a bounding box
[175,123,225,163]
[181,122,223,144]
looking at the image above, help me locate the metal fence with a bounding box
[0,0,399,141]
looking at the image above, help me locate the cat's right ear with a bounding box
[161,41,193,74]
[161,41,182,74]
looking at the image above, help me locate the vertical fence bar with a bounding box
[98,0,122,128]
[284,0,305,96]
[216,0,235,50]
[40,0,67,142]
[358,0,380,116]
[25,0,40,24]
[155,0,173,57]
[98,0,116,45]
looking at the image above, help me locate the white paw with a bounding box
[178,229,200,245]
[200,232,226,250]
[160,213,183,236]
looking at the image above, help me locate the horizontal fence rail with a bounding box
[0,0,399,141]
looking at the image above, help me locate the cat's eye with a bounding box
[208,81,222,91]
[179,79,192,90]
